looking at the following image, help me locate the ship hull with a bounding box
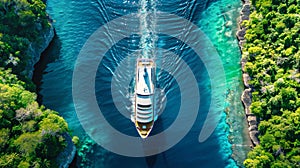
[134,58,156,138]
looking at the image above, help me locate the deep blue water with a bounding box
[39,0,246,167]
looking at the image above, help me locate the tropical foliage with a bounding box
[243,0,300,167]
[0,0,50,80]
[0,69,69,167]
[0,0,70,167]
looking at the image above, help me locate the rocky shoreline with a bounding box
[56,133,77,168]
[236,0,260,146]
[25,25,55,79]
[27,22,76,167]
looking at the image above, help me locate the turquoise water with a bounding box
[197,1,250,165]
[38,0,246,167]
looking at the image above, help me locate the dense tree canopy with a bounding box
[0,0,50,80]
[0,1,71,167]
[0,69,69,167]
[243,0,300,167]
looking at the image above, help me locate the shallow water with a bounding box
[38,0,246,167]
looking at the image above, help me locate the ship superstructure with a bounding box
[133,58,156,138]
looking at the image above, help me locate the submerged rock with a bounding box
[225,20,233,27]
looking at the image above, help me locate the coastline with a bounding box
[28,18,77,168]
[236,0,259,147]
[198,0,254,166]
[236,1,300,166]
[26,24,55,79]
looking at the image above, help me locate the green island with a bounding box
[0,0,72,167]
[242,0,300,167]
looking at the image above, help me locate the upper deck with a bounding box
[134,58,156,138]
[136,58,155,96]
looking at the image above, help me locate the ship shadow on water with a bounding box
[144,117,170,168]
[140,68,179,168]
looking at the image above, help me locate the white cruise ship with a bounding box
[133,58,156,138]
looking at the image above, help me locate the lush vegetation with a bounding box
[0,0,50,82]
[0,69,69,167]
[0,0,71,167]
[242,0,300,167]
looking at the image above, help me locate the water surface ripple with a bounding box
[40,0,245,167]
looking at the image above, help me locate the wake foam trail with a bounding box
[138,0,157,59]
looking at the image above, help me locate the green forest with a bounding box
[0,0,50,84]
[0,0,70,167]
[242,0,300,167]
